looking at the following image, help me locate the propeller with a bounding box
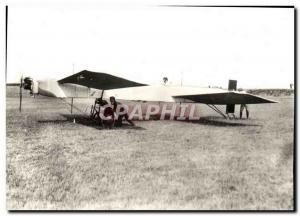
[19,75,35,112]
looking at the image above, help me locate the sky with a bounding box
[7,3,294,89]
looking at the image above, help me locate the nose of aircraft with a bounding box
[23,77,33,94]
[23,77,39,95]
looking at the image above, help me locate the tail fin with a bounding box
[226,80,237,114]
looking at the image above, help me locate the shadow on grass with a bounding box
[37,114,260,128]
[178,116,261,127]
[37,114,146,130]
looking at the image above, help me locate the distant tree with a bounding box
[163,77,168,85]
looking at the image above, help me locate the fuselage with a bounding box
[36,79,227,103]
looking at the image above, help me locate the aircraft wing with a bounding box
[58,70,147,90]
[173,91,278,104]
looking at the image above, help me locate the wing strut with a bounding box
[206,104,227,119]
[100,90,104,99]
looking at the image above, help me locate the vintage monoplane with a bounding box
[19,70,277,125]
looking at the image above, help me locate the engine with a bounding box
[23,77,38,95]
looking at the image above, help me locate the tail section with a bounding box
[226,80,237,114]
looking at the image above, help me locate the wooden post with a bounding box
[19,77,22,112]
[71,97,73,114]
[178,102,181,120]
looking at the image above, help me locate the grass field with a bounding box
[6,87,294,210]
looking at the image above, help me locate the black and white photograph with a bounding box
[5,1,295,211]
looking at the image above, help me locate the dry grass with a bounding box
[246,89,294,97]
[6,87,294,210]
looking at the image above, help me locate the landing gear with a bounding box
[90,101,102,126]
[206,104,228,119]
[90,98,115,128]
[240,104,249,119]
[227,113,237,120]
[206,104,237,119]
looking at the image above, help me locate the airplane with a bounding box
[19,70,277,125]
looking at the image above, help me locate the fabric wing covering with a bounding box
[173,92,278,105]
[58,70,147,90]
